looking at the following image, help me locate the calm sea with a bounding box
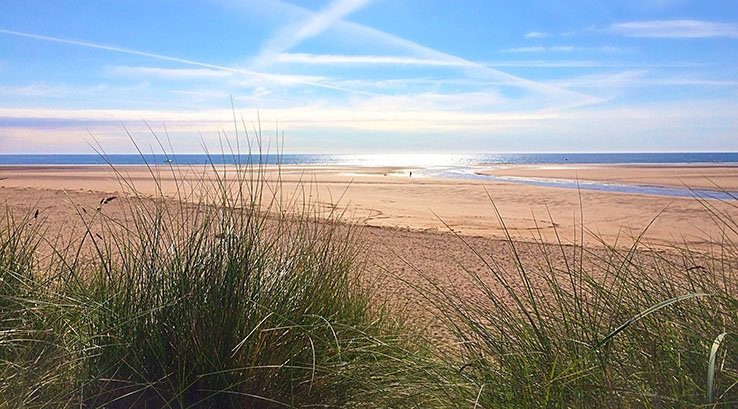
[2,153,737,200]
[1,152,738,166]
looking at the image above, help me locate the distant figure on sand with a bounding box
[409,171,412,177]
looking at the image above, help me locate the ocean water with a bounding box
[2,152,737,200]
[1,152,738,166]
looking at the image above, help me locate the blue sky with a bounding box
[1,0,737,153]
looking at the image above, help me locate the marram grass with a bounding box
[2,143,738,407]
[0,150,435,408]
[416,198,738,408]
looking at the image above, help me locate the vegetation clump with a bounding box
[0,150,428,408]
[423,201,738,407]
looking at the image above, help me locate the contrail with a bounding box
[226,0,601,107]
[254,0,373,67]
[0,28,377,96]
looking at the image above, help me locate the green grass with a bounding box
[2,139,738,407]
[417,197,738,408]
[0,145,436,408]
[0,210,81,407]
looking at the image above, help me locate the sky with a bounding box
[1,0,737,154]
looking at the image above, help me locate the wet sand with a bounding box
[477,163,738,191]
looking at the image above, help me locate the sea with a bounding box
[2,152,738,166]
[2,152,737,200]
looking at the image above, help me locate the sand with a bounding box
[478,163,738,191]
[1,163,736,249]
[2,163,735,332]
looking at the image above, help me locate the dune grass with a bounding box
[2,139,738,407]
[417,197,738,407]
[0,210,84,407]
[0,144,437,408]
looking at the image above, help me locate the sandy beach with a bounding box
[478,163,738,191]
[1,163,736,250]
[1,162,735,319]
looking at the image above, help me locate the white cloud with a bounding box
[0,28,368,96]
[548,70,650,90]
[275,53,685,69]
[2,83,80,97]
[652,78,738,86]
[229,73,330,88]
[550,70,738,89]
[500,46,546,53]
[608,20,738,38]
[3,97,738,152]
[483,60,696,68]
[524,31,549,38]
[0,26,597,113]
[274,53,462,66]
[253,0,373,65]
[0,104,559,133]
[270,52,691,71]
[110,66,232,79]
[500,45,625,53]
[239,0,600,106]
[500,46,578,53]
[111,65,329,88]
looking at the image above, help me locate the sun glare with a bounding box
[340,153,468,167]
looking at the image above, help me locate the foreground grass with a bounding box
[422,198,738,408]
[0,159,436,408]
[2,155,738,407]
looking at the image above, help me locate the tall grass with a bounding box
[71,162,431,408]
[420,197,738,407]
[0,211,45,406]
[0,211,80,407]
[0,132,435,407]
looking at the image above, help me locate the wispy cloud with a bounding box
[253,0,373,65]
[550,70,738,89]
[502,46,559,53]
[276,53,694,69]
[0,82,108,97]
[0,26,596,107]
[524,31,549,38]
[0,28,370,95]
[110,66,233,79]
[0,105,560,134]
[500,45,625,53]
[230,73,329,87]
[651,78,738,86]
[274,53,461,66]
[4,97,738,153]
[109,65,328,88]
[484,60,698,68]
[548,70,651,90]
[332,21,600,104]
[234,0,602,107]
[608,20,738,38]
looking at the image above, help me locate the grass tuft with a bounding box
[414,197,738,407]
[0,128,433,408]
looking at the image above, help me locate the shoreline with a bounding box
[475,163,738,191]
[2,163,737,250]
